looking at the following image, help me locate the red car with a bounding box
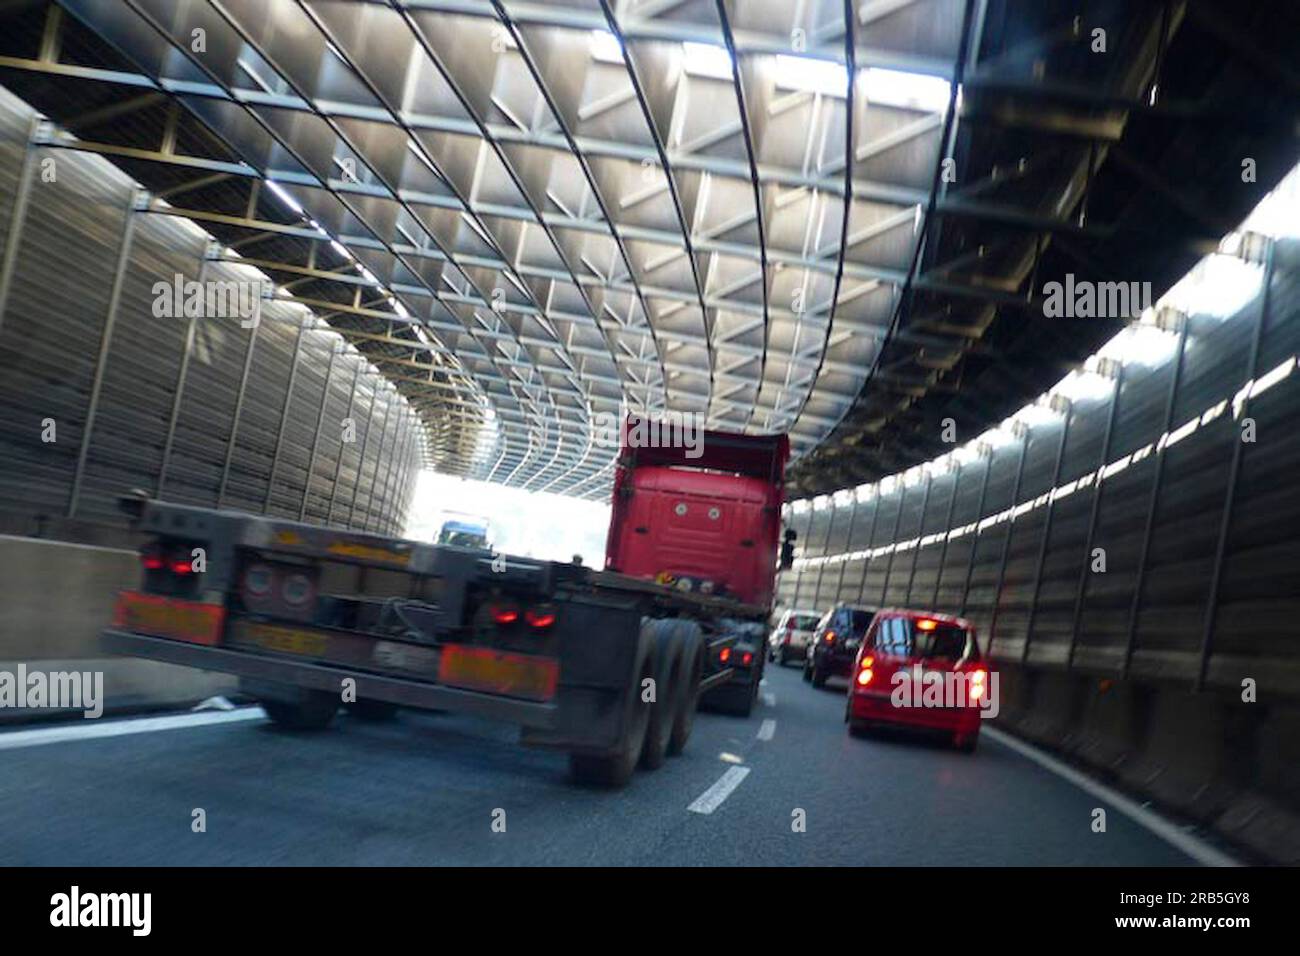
[845,609,989,753]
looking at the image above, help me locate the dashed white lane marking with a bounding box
[983,727,1240,867]
[688,766,751,814]
[0,707,265,752]
[757,718,776,741]
[762,691,776,707]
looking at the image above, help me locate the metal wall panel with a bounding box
[777,238,1300,697]
[0,88,422,538]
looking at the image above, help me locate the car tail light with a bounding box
[170,559,194,575]
[856,657,874,686]
[139,547,164,571]
[524,605,556,630]
[719,647,732,663]
[824,630,836,643]
[742,651,753,666]
[968,667,988,703]
[490,603,520,626]
[786,620,796,632]
[917,618,938,631]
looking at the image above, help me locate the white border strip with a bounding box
[984,726,1240,867]
[0,708,265,752]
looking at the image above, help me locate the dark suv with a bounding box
[804,604,878,687]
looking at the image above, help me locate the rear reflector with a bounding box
[113,591,225,646]
[438,644,558,702]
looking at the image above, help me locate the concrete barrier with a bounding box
[0,535,236,722]
[993,660,1300,864]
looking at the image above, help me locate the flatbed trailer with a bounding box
[101,495,772,786]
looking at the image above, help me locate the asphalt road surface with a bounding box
[0,664,1203,866]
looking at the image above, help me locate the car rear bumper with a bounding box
[815,651,857,676]
[849,689,981,734]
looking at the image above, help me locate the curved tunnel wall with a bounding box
[776,237,1300,860]
[0,87,423,542]
[779,237,1300,698]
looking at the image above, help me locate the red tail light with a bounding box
[524,606,556,630]
[719,647,732,663]
[490,604,520,626]
[856,656,874,686]
[824,630,836,643]
[170,559,194,575]
[140,551,164,571]
[742,651,753,666]
[786,620,796,632]
[968,667,988,703]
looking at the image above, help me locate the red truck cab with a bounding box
[604,418,790,609]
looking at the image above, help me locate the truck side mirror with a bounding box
[779,528,796,571]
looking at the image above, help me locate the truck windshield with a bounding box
[440,530,488,548]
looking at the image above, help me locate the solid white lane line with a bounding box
[757,718,776,741]
[688,766,751,814]
[0,707,265,752]
[983,726,1240,867]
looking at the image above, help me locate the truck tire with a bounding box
[262,692,338,731]
[569,637,657,788]
[641,620,686,770]
[667,621,704,756]
[811,663,827,688]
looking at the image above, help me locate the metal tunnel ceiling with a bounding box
[0,0,973,499]
[0,0,1294,500]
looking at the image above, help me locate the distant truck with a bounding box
[436,515,490,550]
[101,418,791,787]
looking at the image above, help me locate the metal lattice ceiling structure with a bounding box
[0,0,975,498]
[2,0,1295,500]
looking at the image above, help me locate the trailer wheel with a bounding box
[261,692,338,731]
[667,622,704,756]
[640,620,685,770]
[569,639,657,788]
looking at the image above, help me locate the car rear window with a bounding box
[914,622,976,661]
[871,618,977,660]
[849,610,875,635]
[791,614,820,630]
